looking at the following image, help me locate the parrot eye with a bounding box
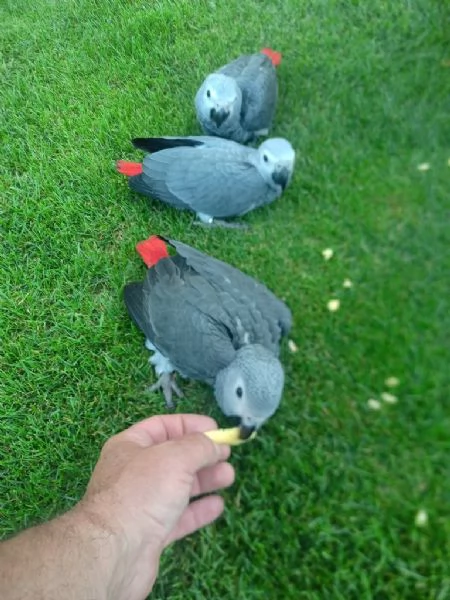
[263,154,269,163]
[206,89,211,98]
[236,386,243,398]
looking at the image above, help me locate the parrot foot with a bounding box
[147,373,184,410]
[193,219,249,230]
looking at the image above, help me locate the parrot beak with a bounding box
[238,423,257,440]
[210,107,230,127]
[272,167,290,190]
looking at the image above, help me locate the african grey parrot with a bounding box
[195,48,281,144]
[116,135,295,228]
[124,235,292,439]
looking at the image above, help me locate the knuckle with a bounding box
[101,434,120,454]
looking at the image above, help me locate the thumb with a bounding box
[167,432,231,475]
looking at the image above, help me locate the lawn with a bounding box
[1,0,449,597]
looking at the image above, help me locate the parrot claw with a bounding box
[147,373,184,410]
[170,377,184,399]
[193,219,249,230]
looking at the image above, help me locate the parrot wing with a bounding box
[124,257,238,382]
[142,146,272,218]
[164,238,293,351]
[217,54,257,78]
[132,136,239,153]
[124,281,163,347]
[219,54,277,132]
[239,56,278,132]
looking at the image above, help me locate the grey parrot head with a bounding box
[195,73,242,130]
[257,138,296,192]
[214,344,285,439]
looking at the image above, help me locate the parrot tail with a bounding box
[116,160,143,177]
[261,48,282,67]
[136,235,169,268]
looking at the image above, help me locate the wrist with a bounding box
[0,506,124,600]
[70,501,127,599]
[75,496,161,600]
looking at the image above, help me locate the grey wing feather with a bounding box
[124,281,156,341]
[128,174,188,210]
[135,136,243,152]
[137,258,236,382]
[216,287,277,351]
[182,136,244,151]
[219,54,278,132]
[143,147,272,218]
[238,56,278,132]
[217,54,256,78]
[166,239,293,346]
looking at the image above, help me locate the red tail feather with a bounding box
[116,160,143,177]
[136,236,169,268]
[261,48,282,67]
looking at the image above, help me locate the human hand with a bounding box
[77,414,234,600]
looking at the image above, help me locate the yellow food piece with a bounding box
[327,299,340,312]
[381,392,398,404]
[385,376,400,388]
[288,339,298,353]
[322,248,334,261]
[415,509,428,527]
[204,427,257,446]
[367,398,382,411]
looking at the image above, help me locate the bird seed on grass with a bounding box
[343,278,353,288]
[288,339,298,353]
[381,392,398,404]
[367,398,382,410]
[385,376,400,388]
[327,299,340,312]
[417,163,431,171]
[322,248,334,260]
[415,509,428,527]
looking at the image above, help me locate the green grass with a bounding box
[1,0,449,597]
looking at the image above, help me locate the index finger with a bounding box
[161,431,230,473]
[117,414,219,448]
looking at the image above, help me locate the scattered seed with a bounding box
[447,158,450,167]
[385,376,400,388]
[327,299,340,312]
[343,278,353,288]
[381,392,398,404]
[322,248,334,261]
[417,163,431,171]
[367,398,381,410]
[288,339,298,353]
[415,509,428,527]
